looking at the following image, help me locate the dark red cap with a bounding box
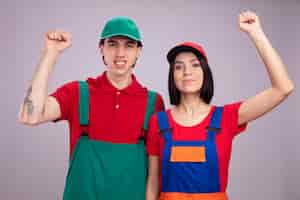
[167,42,208,64]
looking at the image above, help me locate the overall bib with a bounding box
[157,107,228,200]
[63,81,156,200]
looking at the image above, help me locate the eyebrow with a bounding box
[174,61,184,64]
[107,39,117,43]
[126,41,136,44]
[190,58,199,62]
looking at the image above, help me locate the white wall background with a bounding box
[2,0,299,199]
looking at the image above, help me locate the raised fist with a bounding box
[238,11,262,35]
[44,30,72,53]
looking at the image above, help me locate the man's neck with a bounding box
[106,71,133,90]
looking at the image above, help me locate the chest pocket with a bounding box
[170,146,206,162]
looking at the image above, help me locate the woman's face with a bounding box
[173,52,204,95]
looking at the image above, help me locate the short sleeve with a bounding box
[222,102,248,137]
[50,81,78,121]
[154,93,165,113]
[146,114,161,156]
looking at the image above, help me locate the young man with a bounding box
[19,17,164,200]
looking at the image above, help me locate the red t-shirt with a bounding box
[51,71,165,155]
[146,102,247,192]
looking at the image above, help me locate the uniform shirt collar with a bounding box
[96,71,145,94]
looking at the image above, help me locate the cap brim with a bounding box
[167,45,206,63]
[101,33,141,42]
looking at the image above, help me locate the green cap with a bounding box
[100,16,142,42]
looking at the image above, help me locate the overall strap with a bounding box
[157,111,171,134]
[157,111,172,143]
[78,81,89,126]
[142,90,157,131]
[207,106,223,140]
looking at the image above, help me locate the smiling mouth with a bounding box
[183,80,194,83]
[114,60,127,67]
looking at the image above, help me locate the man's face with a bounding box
[100,36,141,77]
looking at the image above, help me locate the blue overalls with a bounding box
[157,107,228,200]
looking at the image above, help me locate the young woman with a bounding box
[146,11,294,200]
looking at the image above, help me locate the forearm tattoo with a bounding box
[24,86,34,115]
